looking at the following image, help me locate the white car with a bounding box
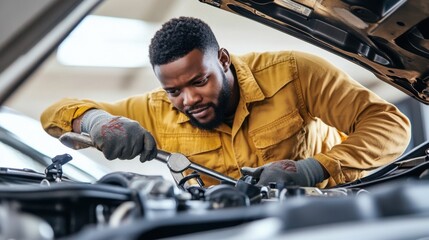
[0,1,429,240]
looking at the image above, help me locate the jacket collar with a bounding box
[230,54,265,103]
[177,111,189,123]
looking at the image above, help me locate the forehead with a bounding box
[154,49,217,85]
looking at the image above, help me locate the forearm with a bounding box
[72,114,84,133]
[336,106,410,166]
[311,98,411,186]
[40,97,131,137]
[71,109,113,134]
[295,51,411,185]
[40,98,98,137]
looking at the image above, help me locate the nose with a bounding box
[183,88,202,107]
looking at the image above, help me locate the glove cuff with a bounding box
[80,109,113,133]
[296,158,326,187]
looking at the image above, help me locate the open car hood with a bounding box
[199,0,429,104]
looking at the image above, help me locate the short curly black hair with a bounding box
[149,16,219,66]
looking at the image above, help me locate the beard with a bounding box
[187,71,231,130]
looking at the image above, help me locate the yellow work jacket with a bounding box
[41,51,411,188]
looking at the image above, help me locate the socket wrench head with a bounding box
[167,153,191,173]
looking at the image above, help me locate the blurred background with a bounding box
[3,0,429,179]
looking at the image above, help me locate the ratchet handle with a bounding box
[59,132,93,150]
[154,149,171,163]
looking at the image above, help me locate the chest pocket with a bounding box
[249,109,307,163]
[159,133,225,176]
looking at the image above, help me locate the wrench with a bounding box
[59,132,237,186]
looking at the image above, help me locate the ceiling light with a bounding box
[57,15,156,68]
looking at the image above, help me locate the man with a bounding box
[41,16,411,188]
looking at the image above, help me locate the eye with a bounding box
[193,77,209,86]
[165,89,180,97]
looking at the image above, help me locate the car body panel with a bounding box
[0,0,102,104]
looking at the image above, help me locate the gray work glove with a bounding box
[80,109,157,162]
[241,158,326,187]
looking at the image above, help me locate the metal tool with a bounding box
[59,132,237,187]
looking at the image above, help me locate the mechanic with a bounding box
[41,16,411,188]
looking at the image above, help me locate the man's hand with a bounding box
[80,109,157,162]
[241,158,327,187]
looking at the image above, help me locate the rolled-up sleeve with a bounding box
[40,93,159,139]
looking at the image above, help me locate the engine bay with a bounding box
[1,139,429,239]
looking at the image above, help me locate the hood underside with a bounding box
[199,0,429,104]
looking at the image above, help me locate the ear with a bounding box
[218,48,231,72]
